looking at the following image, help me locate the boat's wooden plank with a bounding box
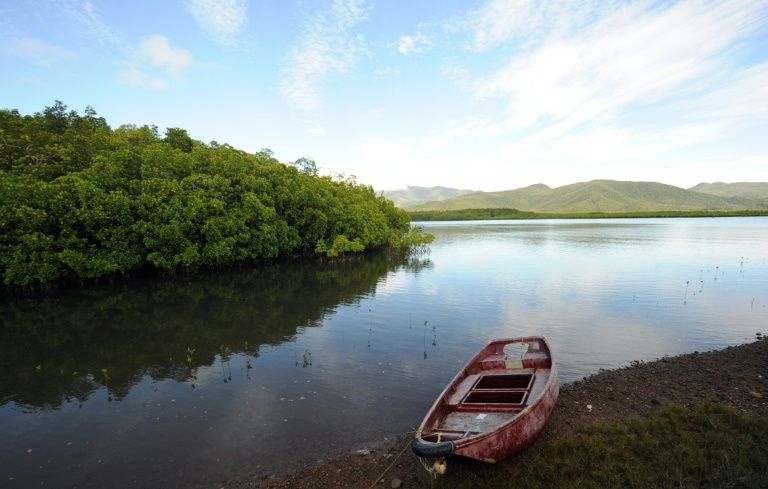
[527,368,551,404]
[439,411,519,434]
[446,374,479,405]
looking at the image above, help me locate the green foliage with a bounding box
[388,225,434,249]
[446,403,768,489]
[291,157,319,176]
[315,235,364,257]
[163,127,193,153]
[0,103,420,287]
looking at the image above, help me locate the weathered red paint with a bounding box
[414,336,559,465]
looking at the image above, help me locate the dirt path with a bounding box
[223,337,768,489]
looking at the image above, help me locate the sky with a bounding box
[1,0,767,192]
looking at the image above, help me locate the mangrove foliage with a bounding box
[0,102,429,287]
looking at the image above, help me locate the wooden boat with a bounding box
[412,336,558,470]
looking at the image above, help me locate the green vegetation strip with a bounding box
[0,102,432,288]
[410,208,768,221]
[449,403,768,489]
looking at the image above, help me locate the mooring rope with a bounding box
[365,436,413,489]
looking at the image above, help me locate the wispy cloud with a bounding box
[59,0,125,48]
[120,35,194,90]
[397,31,433,55]
[469,0,624,52]
[280,0,371,111]
[0,38,76,66]
[470,0,768,151]
[347,0,768,190]
[186,0,248,45]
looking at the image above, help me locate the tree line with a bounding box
[409,208,768,221]
[0,102,431,287]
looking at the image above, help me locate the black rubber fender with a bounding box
[411,438,454,458]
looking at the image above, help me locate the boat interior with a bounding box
[421,339,552,442]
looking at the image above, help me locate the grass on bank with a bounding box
[409,208,768,221]
[442,403,768,489]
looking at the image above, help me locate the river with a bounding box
[1,217,766,488]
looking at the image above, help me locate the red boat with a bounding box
[412,336,558,471]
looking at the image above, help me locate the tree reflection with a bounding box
[0,252,431,409]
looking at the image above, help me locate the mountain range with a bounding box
[387,180,768,213]
[688,182,768,200]
[382,186,475,208]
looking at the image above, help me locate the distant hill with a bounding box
[383,186,475,208]
[408,180,768,213]
[689,182,768,200]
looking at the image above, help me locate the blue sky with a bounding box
[1,0,767,191]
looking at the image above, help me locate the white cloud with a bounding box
[467,0,768,163]
[120,35,194,90]
[309,125,326,136]
[186,0,247,45]
[280,0,371,110]
[0,38,76,66]
[119,67,167,90]
[137,35,193,75]
[692,63,768,125]
[421,118,489,150]
[358,137,411,163]
[397,31,433,55]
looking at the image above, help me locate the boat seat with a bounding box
[480,354,507,369]
[522,352,551,369]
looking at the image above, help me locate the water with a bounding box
[1,217,766,488]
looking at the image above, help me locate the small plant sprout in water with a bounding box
[101,368,112,402]
[220,346,232,382]
[684,280,689,304]
[185,346,198,386]
[244,357,252,380]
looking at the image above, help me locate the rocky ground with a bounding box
[222,337,768,489]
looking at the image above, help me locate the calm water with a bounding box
[1,217,767,488]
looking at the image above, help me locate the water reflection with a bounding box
[1,218,766,489]
[0,252,429,410]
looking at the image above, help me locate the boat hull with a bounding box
[453,367,558,462]
[413,336,558,465]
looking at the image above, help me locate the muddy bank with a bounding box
[221,338,768,489]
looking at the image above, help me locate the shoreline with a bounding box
[408,209,768,221]
[221,337,768,489]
